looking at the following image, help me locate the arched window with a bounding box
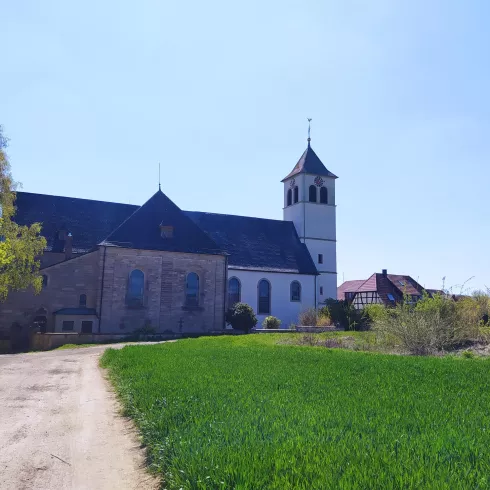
[287,189,292,206]
[290,281,301,302]
[320,186,328,204]
[79,294,87,307]
[309,185,317,202]
[186,272,200,306]
[228,277,241,306]
[293,186,299,203]
[126,269,144,306]
[42,274,48,288]
[258,279,271,314]
[33,308,48,333]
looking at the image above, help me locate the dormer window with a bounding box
[160,225,174,238]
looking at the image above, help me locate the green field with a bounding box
[101,335,490,489]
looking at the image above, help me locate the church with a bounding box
[0,137,337,336]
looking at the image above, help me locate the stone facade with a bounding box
[0,246,227,338]
[0,251,100,337]
[99,247,227,334]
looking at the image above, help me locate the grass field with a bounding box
[101,335,490,489]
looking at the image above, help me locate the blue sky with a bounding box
[2,0,489,292]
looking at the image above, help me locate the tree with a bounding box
[0,126,46,301]
[225,302,257,333]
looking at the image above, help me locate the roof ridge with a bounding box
[17,191,139,208]
[185,210,291,224]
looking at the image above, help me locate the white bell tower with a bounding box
[282,126,337,304]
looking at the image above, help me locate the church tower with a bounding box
[282,129,338,304]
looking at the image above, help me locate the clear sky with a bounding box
[2,0,489,292]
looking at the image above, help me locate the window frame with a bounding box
[319,186,328,204]
[228,276,241,307]
[126,269,145,307]
[290,280,301,302]
[293,186,299,203]
[257,279,271,315]
[79,294,87,308]
[185,272,200,307]
[286,189,292,206]
[318,254,323,264]
[62,320,75,331]
[309,185,317,202]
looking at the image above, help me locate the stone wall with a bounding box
[99,247,227,334]
[0,251,100,337]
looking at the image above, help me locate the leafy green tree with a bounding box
[0,126,46,300]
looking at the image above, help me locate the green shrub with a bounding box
[262,316,281,329]
[462,350,475,359]
[373,294,482,355]
[321,299,365,331]
[362,304,387,325]
[225,302,257,333]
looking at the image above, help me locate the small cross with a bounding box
[307,118,312,145]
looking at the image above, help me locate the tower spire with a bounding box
[307,118,312,147]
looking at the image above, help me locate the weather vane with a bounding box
[307,118,312,145]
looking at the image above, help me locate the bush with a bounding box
[299,308,317,326]
[373,294,483,355]
[262,316,281,329]
[321,299,365,331]
[225,302,257,333]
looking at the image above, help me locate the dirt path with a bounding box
[0,344,161,490]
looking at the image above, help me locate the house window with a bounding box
[42,274,48,288]
[186,272,200,306]
[345,292,355,301]
[258,279,271,314]
[287,189,292,206]
[293,186,299,203]
[79,294,87,307]
[318,254,323,264]
[387,294,395,302]
[320,286,323,295]
[127,269,144,306]
[62,321,74,331]
[290,281,301,302]
[81,321,93,334]
[228,277,241,306]
[309,185,317,202]
[320,186,328,204]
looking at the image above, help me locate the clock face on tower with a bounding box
[314,176,324,187]
[289,178,296,188]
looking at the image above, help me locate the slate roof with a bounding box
[185,211,318,274]
[101,190,222,255]
[14,191,317,274]
[14,192,138,253]
[282,143,338,181]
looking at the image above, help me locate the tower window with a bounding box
[290,281,301,302]
[293,186,298,203]
[320,286,324,295]
[309,185,317,202]
[320,186,328,204]
[258,279,271,314]
[287,189,292,206]
[42,274,48,288]
[318,254,323,264]
[79,294,87,308]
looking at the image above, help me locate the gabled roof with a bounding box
[184,211,318,274]
[101,190,222,255]
[14,191,318,274]
[337,272,426,305]
[282,143,338,181]
[14,192,138,253]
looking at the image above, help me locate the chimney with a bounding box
[65,233,73,260]
[382,269,388,277]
